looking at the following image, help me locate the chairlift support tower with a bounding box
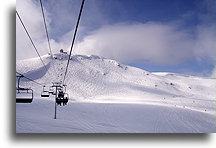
[51,82,62,119]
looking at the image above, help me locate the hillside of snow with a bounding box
[16,53,216,133]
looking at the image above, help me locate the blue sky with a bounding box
[16,0,215,77]
[44,0,213,39]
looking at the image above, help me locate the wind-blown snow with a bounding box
[16,53,216,133]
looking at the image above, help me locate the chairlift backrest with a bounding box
[49,87,54,93]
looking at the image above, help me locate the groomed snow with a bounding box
[16,53,216,133]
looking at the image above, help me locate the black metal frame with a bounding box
[16,88,33,103]
[41,86,50,97]
[16,75,34,103]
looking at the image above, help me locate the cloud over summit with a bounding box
[16,0,215,76]
[74,22,214,66]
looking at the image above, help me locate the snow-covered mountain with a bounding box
[16,53,216,133]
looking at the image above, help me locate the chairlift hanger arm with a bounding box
[16,71,45,87]
[39,0,53,58]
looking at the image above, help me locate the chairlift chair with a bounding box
[56,91,69,106]
[64,93,69,102]
[48,86,54,94]
[16,75,34,103]
[41,91,49,97]
[16,87,33,103]
[41,86,50,97]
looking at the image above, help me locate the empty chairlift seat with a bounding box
[16,88,33,103]
[41,86,50,97]
[48,87,54,94]
[41,91,50,97]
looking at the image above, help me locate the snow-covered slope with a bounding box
[16,53,216,133]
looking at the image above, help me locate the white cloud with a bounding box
[16,0,105,60]
[16,0,215,74]
[16,0,46,60]
[16,0,62,60]
[194,24,215,63]
[211,67,216,78]
[74,23,194,65]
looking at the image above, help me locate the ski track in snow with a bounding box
[16,99,215,133]
[16,54,216,133]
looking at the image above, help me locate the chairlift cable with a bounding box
[62,0,85,85]
[16,10,50,76]
[39,0,53,58]
[16,71,45,87]
[39,0,60,81]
